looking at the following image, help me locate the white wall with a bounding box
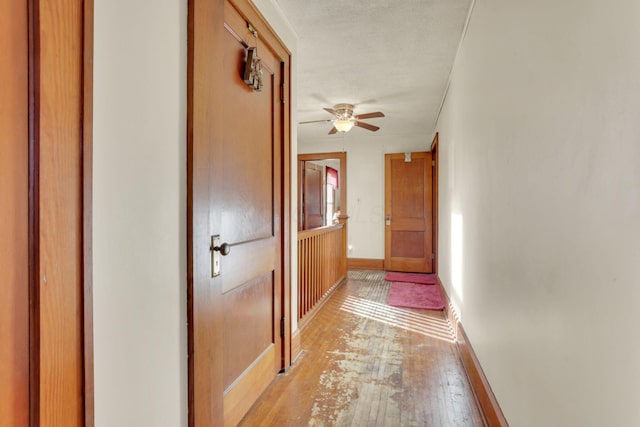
[94,2,297,426]
[93,0,187,425]
[300,133,430,259]
[437,0,640,425]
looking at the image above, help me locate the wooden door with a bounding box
[384,152,433,273]
[0,2,30,425]
[303,162,324,229]
[219,3,283,424]
[188,0,291,426]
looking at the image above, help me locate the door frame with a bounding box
[187,0,291,425]
[298,152,348,226]
[23,0,94,424]
[430,133,439,275]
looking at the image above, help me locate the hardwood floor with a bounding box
[239,270,484,426]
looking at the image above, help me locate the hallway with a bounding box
[240,271,483,426]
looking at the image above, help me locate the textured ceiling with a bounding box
[275,0,472,144]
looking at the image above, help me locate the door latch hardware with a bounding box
[210,235,230,277]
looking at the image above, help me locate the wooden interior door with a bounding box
[303,162,324,229]
[188,0,291,425]
[219,3,283,424]
[0,2,30,425]
[384,152,433,273]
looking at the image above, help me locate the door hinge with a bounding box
[432,160,436,167]
[280,84,285,103]
[280,316,285,338]
[431,253,435,260]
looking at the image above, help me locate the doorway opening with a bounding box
[384,151,434,273]
[298,152,347,230]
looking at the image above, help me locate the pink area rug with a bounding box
[386,282,445,310]
[384,271,437,285]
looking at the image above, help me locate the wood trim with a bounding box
[347,258,384,270]
[82,0,95,424]
[430,133,439,275]
[438,277,509,426]
[38,0,86,419]
[298,223,343,240]
[25,0,93,424]
[456,325,508,426]
[187,0,225,424]
[28,0,41,424]
[297,160,304,230]
[298,152,347,161]
[186,1,196,425]
[229,0,290,59]
[37,13,83,400]
[282,60,292,370]
[1,2,31,424]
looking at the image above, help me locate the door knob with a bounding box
[213,242,231,256]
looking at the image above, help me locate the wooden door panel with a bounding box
[391,217,426,230]
[0,1,30,425]
[390,159,425,218]
[385,152,433,273]
[223,273,274,388]
[222,27,274,243]
[223,346,275,427]
[222,237,276,294]
[391,231,426,258]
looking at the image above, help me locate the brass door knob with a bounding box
[213,242,231,256]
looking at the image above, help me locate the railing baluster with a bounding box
[297,224,346,323]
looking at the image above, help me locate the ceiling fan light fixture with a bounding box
[334,118,355,132]
[301,103,383,134]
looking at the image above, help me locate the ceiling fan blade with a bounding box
[299,119,333,124]
[328,127,338,135]
[323,107,339,117]
[355,121,380,132]
[354,112,385,120]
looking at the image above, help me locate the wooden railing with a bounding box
[298,224,346,324]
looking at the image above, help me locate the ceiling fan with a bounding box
[299,103,385,134]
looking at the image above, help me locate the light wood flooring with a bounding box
[239,270,484,426]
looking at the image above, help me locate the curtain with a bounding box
[326,166,338,188]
